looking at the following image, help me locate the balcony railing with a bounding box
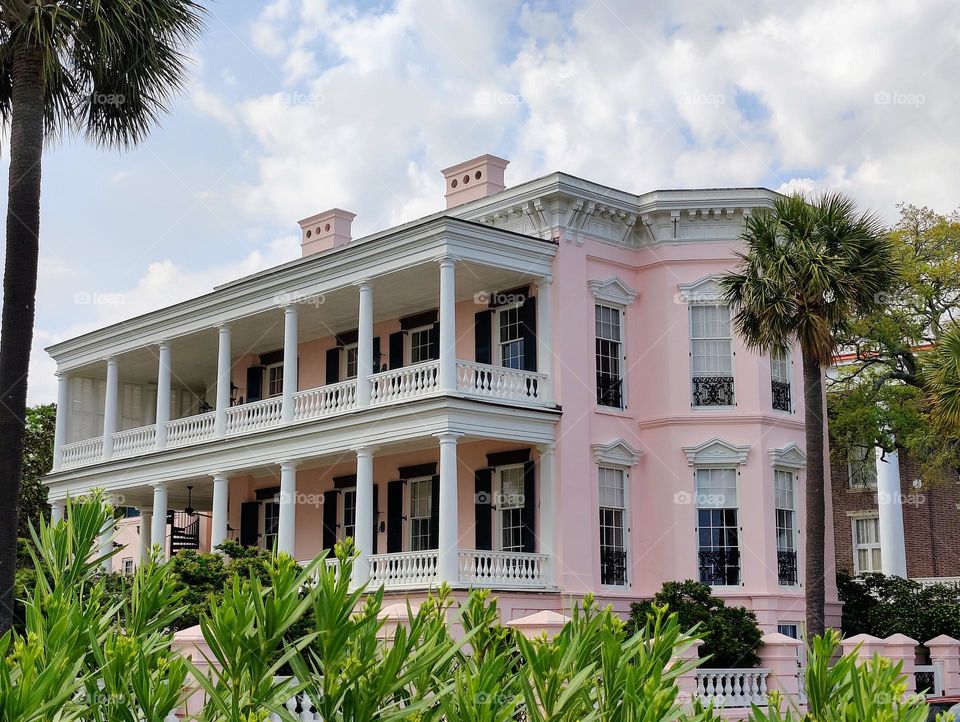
[600,547,628,586]
[771,380,791,412]
[458,549,550,588]
[692,376,735,406]
[369,550,439,588]
[777,549,798,586]
[695,669,769,708]
[56,360,552,471]
[698,548,741,586]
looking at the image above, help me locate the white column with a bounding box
[877,447,908,577]
[53,374,69,470]
[50,499,65,524]
[155,342,171,448]
[99,519,113,572]
[436,431,463,583]
[151,484,169,560]
[537,443,556,586]
[282,306,299,423]
[214,325,231,437]
[277,461,298,556]
[211,472,230,551]
[139,508,152,563]
[354,446,375,586]
[356,282,373,407]
[102,357,119,458]
[438,258,457,393]
[536,276,553,402]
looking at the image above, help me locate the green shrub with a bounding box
[628,580,763,668]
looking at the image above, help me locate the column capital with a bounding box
[210,471,231,481]
[150,482,170,491]
[283,303,298,314]
[277,459,299,470]
[354,278,373,290]
[104,356,118,365]
[217,323,231,333]
[437,256,457,268]
[537,442,556,456]
[433,431,464,443]
[537,274,553,288]
[353,445,377,457]
[157,340,170,349]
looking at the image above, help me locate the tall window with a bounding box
[341,489,356,541]
[771,347,791,412]
[122,558,134,575]
[690,304,735,406]
[696,468,740,585]
[266,363,283,398]
[599,466,628,586]
[853,516,882,574]
[409,326,433,365]
[498,465,525,552]
[775,469,798,586]
[263,501,279,552]
[596,304,624,408]
[498,304,524,369]
[848,447,878,488]
[343,343,359,380]
[409,478,432,551]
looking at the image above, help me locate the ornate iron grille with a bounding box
[698,548,740,586]
[600,547,628,586]
[778,549,798,586]
[596,373,623,408]
[772,380,791,411]
[692,376,735,406]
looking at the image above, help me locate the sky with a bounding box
[16,0,960,404]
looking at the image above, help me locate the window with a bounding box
[853,516,882,574]
[498,304,525,369]
[409,478,432,551]
[595,304,624,408]
[498,465,525,552]
[775,469,798,586]
[409,326,433,365]
[599,466,628,586]
[263,501,279,552]
[266,363,283,398]
[343,343,359,380]
[696,467,740,585]
[690,304,735,406]
[771,347,791,412]
[122,557,134,575]
[777,623,800,640]
[848,447,878,488]
[341,489,356,541]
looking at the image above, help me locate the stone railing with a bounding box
[458,549,550,588]
[61,437,104,469]
[694,668,769,708]
[368,550,439,588]
[292,380,357,421]
[226,396,283,434]
[112,424,158,458]
[370,360,440,403]
[166,411,216,447]
[456,360,549,403]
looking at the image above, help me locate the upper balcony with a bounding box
[47,217,558,476]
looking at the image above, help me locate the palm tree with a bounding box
[0,1,205,631]
[720,192,895,637]
[926,323,960,427]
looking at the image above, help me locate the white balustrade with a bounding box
[226,396,283,434]
[695,669,769,708]
[369,550,439,588]
[60,437,104,469]
[271,678,321,722]
[456,360,549,404]
[369,360,440,403]
[111,424,157,458]
[298,557,341,584]
[165,411,216,447]
[458,550,550,588]
[292,380,357,421]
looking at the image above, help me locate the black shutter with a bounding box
[475,310,493,363]
[322,490,338,550]
[387,480,404,553]
[325,347,341,384]
[246,366,264,402]
[521,460,536,553]
[430,475,440,549]
[373,483,380,554]
[429,322,440,361]
[239,502,259,547]
[475,468,493,551]
[388,331,404,370]
[373,336,382,372]
[520,295,537,372]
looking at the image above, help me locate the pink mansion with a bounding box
[44,155,840,635]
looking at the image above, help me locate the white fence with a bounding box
[456,360,549,403]
[226,396,283,434]
[292,381,357,420]
[458,549,550,588]
[166,411,216,447]
[695,668,769,708]
[112,425,157,458]
[368,550,439,588]
[61,437,104,469]
[370,360,440,403]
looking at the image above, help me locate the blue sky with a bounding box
[18,0,960,402]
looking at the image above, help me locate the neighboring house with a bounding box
[44,155,841,634]
[831,446,960,584]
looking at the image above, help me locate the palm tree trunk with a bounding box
[802,354,826,639]
[0,42,45,632]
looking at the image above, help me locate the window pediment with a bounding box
[592,438,643,467]
[589,276,638,306]
[683,437,750,466]
[769,443,806,470]
[677,275,722,304]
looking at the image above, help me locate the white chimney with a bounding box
[298,208,356,257]
[441,154,509,209]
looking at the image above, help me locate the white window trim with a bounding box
[265,361,283,398]
[774,467,800,588]
[592,438,642,467]
[693,464,743,589]
[595,302,628,410]
[494,463,526,553]
[851,514,882,575]
[260,494,280,552]
[688,301,736,409]
[683,438,750,466]
[341,342,359,380]
[407,475,433,551]
[495,302,524,368]
[338,486,357,542]
[406,324,434,366]
[598,463,631,589]
[589,276,638,307]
